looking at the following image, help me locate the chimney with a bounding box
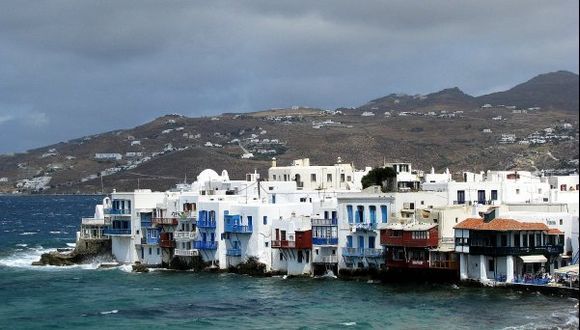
[271,157,277,168]
[483,207,498,222]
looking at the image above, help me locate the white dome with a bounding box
[197,169,221,183]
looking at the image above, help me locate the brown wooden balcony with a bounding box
[152,217,178,226]
[159,239,176,248]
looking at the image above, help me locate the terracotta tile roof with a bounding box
[454,218,550,232]
[547,228,564,235]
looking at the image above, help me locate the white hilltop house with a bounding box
[267,158,370,191]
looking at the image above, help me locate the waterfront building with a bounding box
[271,216,313,275]
[454,210,564,284]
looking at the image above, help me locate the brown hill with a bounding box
[0,71,578,194]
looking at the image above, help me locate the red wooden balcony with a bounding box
[152,217,178,226]
[272,230,312,249]
[380,228,438,247]
[160,239,176,248]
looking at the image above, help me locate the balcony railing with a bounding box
[174,231,197,241]
[159,239,176,248]
[81,218,105,226]
[224,224,253,234]
[197,219,217,229]
[142,237,159,245]
[312,237,338,245]
[272,240,296,248]
[312,255,338,264]
[175,249,198,257]
[152,218,178,226]
[342,247,383,258]
[468,245,563,256]
[430,260,459,269]
[104,228,131,236]
[311,218,338,226]
[193,240,218,250]
[350,223,377,231]
[104,208,131,215]
[226,248,242,257]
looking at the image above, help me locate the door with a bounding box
[275,229,280,240]
[478,190,486,204]
[358,236,364,249]
[347,236,353,248]
[369,236,375,249]
[457,190,465,204]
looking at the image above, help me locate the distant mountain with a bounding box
[0,70,577,194]
[477,71,579,112]
[360,87,477,113]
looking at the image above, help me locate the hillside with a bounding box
[0,71,578,194]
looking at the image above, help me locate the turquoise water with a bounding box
[0,196,578,329]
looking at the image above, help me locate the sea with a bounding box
[0,195,577,329]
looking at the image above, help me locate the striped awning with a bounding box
[519,255,547,263]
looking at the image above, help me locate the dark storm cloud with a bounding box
[0,0,577,153]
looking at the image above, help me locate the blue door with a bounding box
[247,216,253,230]
[358,236,364,249]
[210,232,215,242]
[346,236,353,248]
[369,236,375,249]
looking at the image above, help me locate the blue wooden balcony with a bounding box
[197,218,217,229]
[224,224,253,233]
[226,248,242,257]
[312,237,338,245]
[104,228,131,236]
[342,247,383,258]
[193,240,218,250]
[144,237,159,245]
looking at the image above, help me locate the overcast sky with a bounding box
[0,1,578,153]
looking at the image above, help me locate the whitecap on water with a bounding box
[15,244,28,247]
[100,310,119,315]
[117,264,133,273]
[340,322,357,326]
[0,247,101,271]
[19,232,38,236]
[66,243,76,248]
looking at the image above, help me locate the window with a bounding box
[297,250,303,263]
[263,216,268,225]
[515,189,520,194]
[380,205,388,223]
[477,190,486,204]
[346,205,354,223]
[356,205,364,223]
[369,206,377,223]
[310,174,316,182]
[327,174,332,183]
[491,190,498,201]
[369,236,375,249]
[346,235,353,248]
[501,235,508,247]
[265,242,269,247]
[412,231,428,240]
[149,247,152,255]
[514,234,520,247]
[390,230,402,237]
[488,259,495,272]
[346,176,352,182]
[279,253,283,261]
[157,248,160,255]
[559,219,563,225]
[457,190,465,204]
[340,174,345,182]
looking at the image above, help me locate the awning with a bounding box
[519,255,547,263]
[554,264,579,275]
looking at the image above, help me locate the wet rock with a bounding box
[132,262,149,273]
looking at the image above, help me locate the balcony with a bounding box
[226,248,242,257]
[380,233,439,248]
[312,255,338,264]
[387,259,430,269]
[152,217,178,226]
[175,249,198,257]
[342,248,383,258]
[104,228,131,236]
[193,240,218,250]
[159,239,176,248]
[104,208,131,215]
[174,231,197,241]
[311,218,338,226]
[312,237,338,246]
[142,237,159,245]
[224,224,253,234]
[468,245,563,256]
[197,219,217,229]
[430,260,459,270]
[81,218,105,226]
[350,222,377,232]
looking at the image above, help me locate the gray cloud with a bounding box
[0,0,577,153]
